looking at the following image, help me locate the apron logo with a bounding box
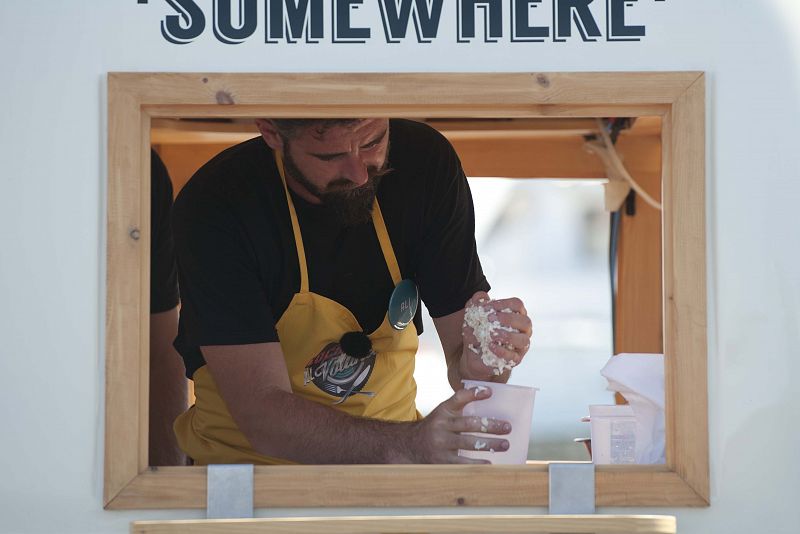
[303,342,376,405]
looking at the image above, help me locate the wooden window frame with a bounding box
[105,72,707,509]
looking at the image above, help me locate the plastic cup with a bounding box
[588,404,636,464]
[459,380,538,464]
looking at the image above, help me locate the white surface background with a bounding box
[1,0,799,532]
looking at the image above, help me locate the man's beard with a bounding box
[282,147,392,227]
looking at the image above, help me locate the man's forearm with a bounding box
[149,360,189,465]
[149,309,189,466]
[202,342,512,465]
[238,387,421,464]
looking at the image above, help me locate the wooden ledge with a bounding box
[132,514,677,534]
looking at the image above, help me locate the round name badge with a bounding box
[388,279,419,330]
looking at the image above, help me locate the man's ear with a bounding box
[254,119,285,151]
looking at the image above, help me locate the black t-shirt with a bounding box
[150,149,179,313]
[172,119,490,378]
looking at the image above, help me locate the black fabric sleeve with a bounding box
[150,150,180,313]
[172,181,279,349]
[415,132,491,318]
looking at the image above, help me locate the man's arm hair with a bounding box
[432,308,468,392]
[202,343,420,464]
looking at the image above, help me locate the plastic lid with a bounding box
[588,404,635,418]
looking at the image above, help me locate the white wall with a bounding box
[1,1,798,532]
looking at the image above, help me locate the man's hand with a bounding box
[459,291,533,383]
[412,385,512,464]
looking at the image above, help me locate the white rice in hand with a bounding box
[464,300,518,375]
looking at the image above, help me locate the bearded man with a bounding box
[172,118,532,465]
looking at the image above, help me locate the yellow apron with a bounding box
[174,151,420,465]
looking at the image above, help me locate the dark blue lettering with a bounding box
[161,0,206,44]
[333,0,371,43]
[511,0,549,42]
[458,0,503,43]
[266,0,324,43]
[553,0,602,42]
[607,0,645,41]
[378,0,444,43]
[213,0,258,44]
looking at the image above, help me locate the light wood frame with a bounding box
[106,72,707,510]
[132,514,677,533]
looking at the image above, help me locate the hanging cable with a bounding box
[584,118,630,357]
[586,118,663,211]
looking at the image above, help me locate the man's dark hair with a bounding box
[271,119,363,141]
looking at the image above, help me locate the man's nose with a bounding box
[342,155,369,186]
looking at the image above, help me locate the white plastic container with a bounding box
[459,380,538,464]
[588,404,636,464]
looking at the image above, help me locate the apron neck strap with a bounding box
[275,150,310,293]
[274,149,403,290]
[371,200,402,286]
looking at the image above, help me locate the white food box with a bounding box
[588,404,636,465]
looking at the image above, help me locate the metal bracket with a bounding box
[207,464,254,519]
[548,462,595,514]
